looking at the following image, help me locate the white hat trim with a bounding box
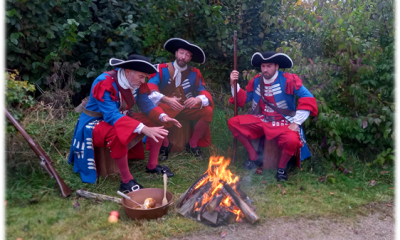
[109,58,158,72]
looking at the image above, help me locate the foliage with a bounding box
[271,0,394,163]
[6,0,291,92]
[5,69,36,121]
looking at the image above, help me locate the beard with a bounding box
[176,58,187,67]
[262,71,276,79]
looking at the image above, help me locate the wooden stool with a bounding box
[93,134,144,178]
[94,147,119,178]
[262,139,282,170]
[167,120,193,153]
[251,137,282,170]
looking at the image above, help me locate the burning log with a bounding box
[176,155,259,226]
[206,194,223,213]
[222,183,259,224]
[176,173,209,208]
[178,182,211,217]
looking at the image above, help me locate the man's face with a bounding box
[175,48,192,67]
[125,69,148,88]
[260,63,279,79]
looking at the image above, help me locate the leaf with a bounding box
[362,120,368,129]
[277,184,281,188]
[386,204,392,207]
[220,231,227,238]
[369,180,376,186]
[73,200,80,210]
[281,189,286,195]
[343,169,349,175]
[328,145,336,154]
[374,118,382,126]
[330,192,335,195]
[380,171,389,174]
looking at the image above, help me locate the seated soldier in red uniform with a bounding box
[228,51,318,181]
[147,38,214,160]
[68,55,181,193]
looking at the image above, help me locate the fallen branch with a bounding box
[76,189,121,204]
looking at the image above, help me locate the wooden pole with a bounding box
[232,30,238,162]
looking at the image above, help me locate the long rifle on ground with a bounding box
[231,30,238,162]
[5,109,73,198]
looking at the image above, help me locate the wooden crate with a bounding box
[262,139,282,170]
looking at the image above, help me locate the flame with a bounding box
[191,155,243,221]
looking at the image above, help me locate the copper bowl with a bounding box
[121,188,174,220]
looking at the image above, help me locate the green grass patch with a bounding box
[6,106,394,239]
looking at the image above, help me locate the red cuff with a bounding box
[114,116,141,145]
[199,90,214,109]
[297,97,318,116]
[229,88,247,107]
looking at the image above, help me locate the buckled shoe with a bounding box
[243,158,263,170]
[119,179,144,193]
[159,142,173,161]
[276,168,288,182]
[185,143,203,160]
[146,165,174,177]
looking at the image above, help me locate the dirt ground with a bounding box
[168,202,394,240]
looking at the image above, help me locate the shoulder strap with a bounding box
[260,78,296,117]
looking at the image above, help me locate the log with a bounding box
[222,183,259,224]
[178,182,211,217]
[76,190,121,204]
[176,173,209,208]
[202,211,219,225]
[206,194,223,213]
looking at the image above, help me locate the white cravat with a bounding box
[117,68,139,95]
[263,70,279,84]
[173,61,187,87]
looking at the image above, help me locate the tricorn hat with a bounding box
[251,51,293,68]
[163,38,206,64]
[109,54,158,74]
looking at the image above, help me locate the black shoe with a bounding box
[185,143,203,160]
[243,157,263,170]
[119,179,144,193]
[276,168,288,182]
[159,142,173,161]
[146,165,174,177]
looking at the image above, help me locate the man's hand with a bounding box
[162,96,184,111]
[141,126,168,142]
[230,70,239,87]
[184,97,201,109]
[288,122,300,132]
[162,115,182,128]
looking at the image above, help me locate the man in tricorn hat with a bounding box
[68,54,181,193]
[147,38,214,160]
[228,51,318,181]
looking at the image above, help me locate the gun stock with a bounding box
[5,109,73,198]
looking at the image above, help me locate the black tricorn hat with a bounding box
[109,54,158,74]
[251,51,293,68]
[163,38,206,64]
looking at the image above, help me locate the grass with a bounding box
[5,105,394,240]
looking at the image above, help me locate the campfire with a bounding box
[176,156,259,226]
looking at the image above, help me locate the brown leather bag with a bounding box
[160,62,192,102]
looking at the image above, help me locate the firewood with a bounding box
[227,212,237,224]
[222,183,259,224]
[202,211,219,224]
[178,182,211,217]
[76,190,121,204]
[206,194,223,213]
[176,173,209,208]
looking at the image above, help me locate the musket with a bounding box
[5,109,73,198]
[232,30,238,162]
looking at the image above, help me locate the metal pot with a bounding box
[121,188,174,220]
